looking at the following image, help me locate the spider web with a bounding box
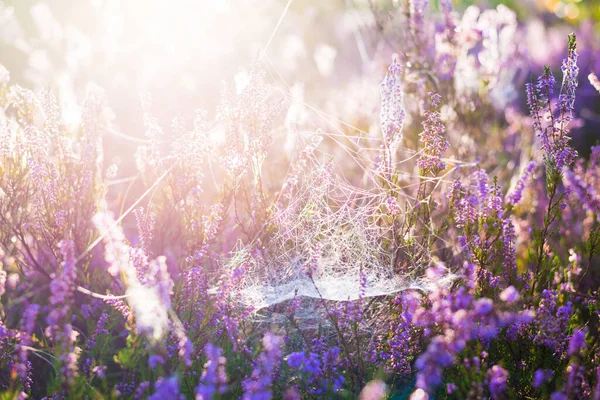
[222,134,456,310]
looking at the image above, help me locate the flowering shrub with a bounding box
[1,1,600,399]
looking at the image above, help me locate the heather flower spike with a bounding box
[380,54,405,153]
[417,92,449,175]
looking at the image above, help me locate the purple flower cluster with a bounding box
[410,264,534,395]
[532,290,573,359]
[286,346,344,395]
[149,376,183,400]
[86,312,109,350]
[564,168,600,216]
[196,343,228,400]
[45,240,81,386]
[417,93,449,174]
[487,365,509,399]
[507,161,536,205]
[242,333,283,400]
[380,54,405,154]
[527,34,579,172]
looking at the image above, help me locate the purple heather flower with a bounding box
[501,218,517,279]
[380,54,405,152]
[302,353,321,375]
[148,376,182,400]
[417,93,449,174]
[287,352,304,369]
[44,240,81,386]
[534,290,573,357]
[487,365,509,399]
[87,313,109,350]
[568,329,586,356]
[135,382,151,399]
[196,343,228,400]
[593,368,600,400]
[172,324,193,367]
[473,168,489,202]
[474,298,494,315]
[507,161,536,205]
[386,196,401,216]
[410,0,429,35]
[550,392,567,400]
[435,52,456,81]
[564,169,600,215]
[116,379,137,397]
[134,206,155,257]
[14,304,38,392]
[536,67,556,98]
[149,355,165,369]
[286,345,344,395]
[446,383,456,394]
[242,333,283,400]
[499,286,519,303]
[415,336,454,390]
[21,304,39,337]
[49,240,77,308]
[488,179,504,217]
[526,35,579,172]
[533,369,554,388]
[104,295,132,320]
[526,81,542,134]
[92,365,106,379]
[304,244,321,277]
[558,34,578,118]
[81,304,93,319]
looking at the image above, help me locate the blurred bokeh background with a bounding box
[0,0,598,182]
[1,0,598,115]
